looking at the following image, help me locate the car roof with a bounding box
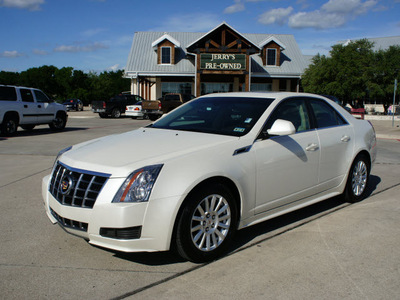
[199,92,327,101]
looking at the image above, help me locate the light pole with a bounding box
[393,69,399,127]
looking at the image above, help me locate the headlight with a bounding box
[112,164,163,203]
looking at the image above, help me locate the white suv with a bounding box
[0,85,68,136]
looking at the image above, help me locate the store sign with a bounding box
[200,54,246,70]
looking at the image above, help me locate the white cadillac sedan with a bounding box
[42,92,377,262]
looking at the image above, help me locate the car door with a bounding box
[253,97,320,214]
[19,88,38,124]
[309,98,355,190]
[33,89,55,123]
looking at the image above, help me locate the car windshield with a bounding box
[150,96,274,137]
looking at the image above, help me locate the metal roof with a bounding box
[125,30,308,78]
[338,36,400,51]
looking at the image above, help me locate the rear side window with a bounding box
[310,99,347,128]
[20,89,34,102]
[0,86,17,101]
[34,90,50,103]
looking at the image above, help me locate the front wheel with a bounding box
[175,183,238,262]
[49,112,67,131]
[344,154,370,203]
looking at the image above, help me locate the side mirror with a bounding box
[267,119,296,136]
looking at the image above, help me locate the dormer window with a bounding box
[152,34,181,65]
[260,36,286,67]
[267,48,277,66]
[161,47,171,64]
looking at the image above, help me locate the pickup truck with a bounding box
[92,94,145,118]
[0,85,68,136]
[142,93,195,121]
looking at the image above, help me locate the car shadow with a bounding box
[1,127,88,139]
[107,174,381,266]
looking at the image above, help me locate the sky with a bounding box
[1,0,399,73]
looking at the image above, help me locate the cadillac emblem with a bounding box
[60,174,74,195]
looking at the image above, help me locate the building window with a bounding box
[251,83,272,91]
[161,47,171,64]
[267,48,277,66]
[161,82,192,96]
[201,83,233,95]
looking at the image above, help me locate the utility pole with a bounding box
[393,78,398,127]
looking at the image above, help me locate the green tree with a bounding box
[19,65,59,98]
[302,39,381,105]
[1,65,131,105]
[0,71,20,85]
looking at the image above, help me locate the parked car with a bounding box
[125,101,144,119]
[142,93,195,120]
[0,85,68,136]
[42,92,377,262]
[63,98,83,111]
[91,94,145,118]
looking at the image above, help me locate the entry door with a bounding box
[19,88,38,124]
[253,97,320,214]
[34,90,55,123]
[254,131,320,214]
[309,99,355,190]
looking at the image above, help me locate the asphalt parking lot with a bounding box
[1,109,399,299]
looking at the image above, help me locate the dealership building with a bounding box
[124,22,309,100]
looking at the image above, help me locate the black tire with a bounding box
[49,112,67,131]
[21,125,35,131]
[1,115,19,136]
[344,154,370,203]
[148,114,158,121]
[175,183,238,263]
[111,108,121,118]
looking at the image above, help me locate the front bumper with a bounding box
[42,174,180,252]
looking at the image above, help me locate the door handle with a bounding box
[24,105,28,108]
[341,136,351,142]
[306,143,319,151]
[37,105,42,108]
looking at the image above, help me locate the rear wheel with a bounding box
[175,183,238,262]
[344,154,370,203]
[1,115,19,136]
[111,108,121,118]
[148,114,158,121]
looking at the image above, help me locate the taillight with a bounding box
[134,107,139,111]
[158,102,162,110]
[102,101,106,109]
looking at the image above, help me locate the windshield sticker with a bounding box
[234,127,245,133]
[244,118,252,123]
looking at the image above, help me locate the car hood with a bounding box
[59,128,240,177]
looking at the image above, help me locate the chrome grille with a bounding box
[50,207,88,232]
[49,162,109,209]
